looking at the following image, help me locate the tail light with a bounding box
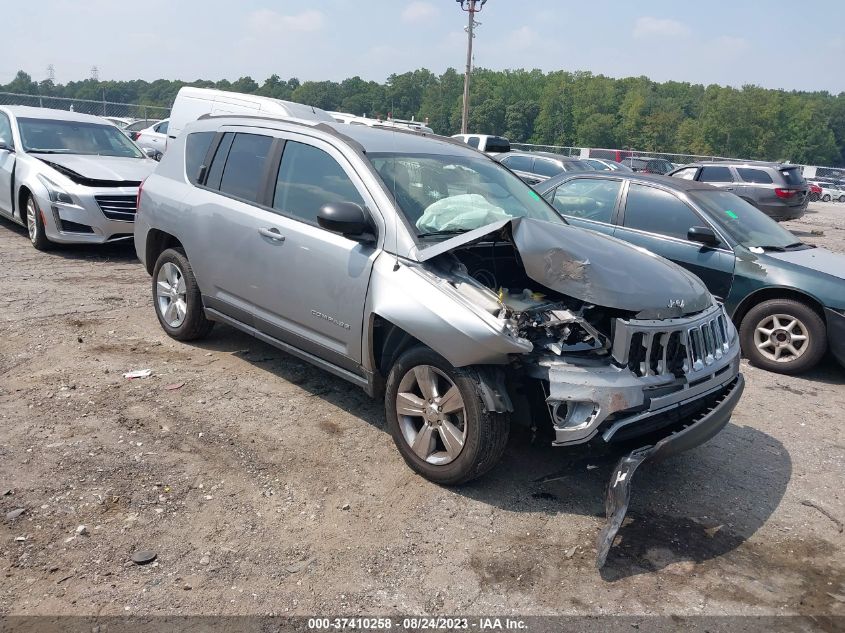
[774,188,797,199]
[132,132,140,141]
[136,178,146,216]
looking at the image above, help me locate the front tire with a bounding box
[838,195,845,203]
[740,299,827,374]
[25,195,52,251]
[152,248,214,341]
[822,194,831,202]
[385,346,509,485]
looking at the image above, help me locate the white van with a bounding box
[167,87,335,146]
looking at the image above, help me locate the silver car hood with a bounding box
[32,153,156,185]
[417,218,712,319]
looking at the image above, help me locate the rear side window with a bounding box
[551,178,621,224]
[699,166,734,183]
[184,131,215,184]
[484,137,510,153]
[155,121,169,134]
[623,184,702,241]
[273,141,364,224]
[533,158,562,178]
[673,167,698,180]
[205,132,234,189]
[501,154,533,172]
[466,136,480,149]
[737,168,773,184]
[218,133,273,202]
[779,167,805,186]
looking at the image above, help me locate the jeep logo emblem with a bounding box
[668,298,685,309]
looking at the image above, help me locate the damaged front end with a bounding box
[417,217,743,567]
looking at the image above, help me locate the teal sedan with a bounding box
[535,172,845,375]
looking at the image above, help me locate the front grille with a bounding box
[95,194,137,222]
[612,306,731,378]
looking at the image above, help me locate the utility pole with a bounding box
[457,0,487,135]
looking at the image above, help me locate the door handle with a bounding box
[724,187,735,191]
[258,227,285,242]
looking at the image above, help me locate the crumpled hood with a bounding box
[417,218,712,319]
[34,154,156,185]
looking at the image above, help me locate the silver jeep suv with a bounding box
[135,116,744,564]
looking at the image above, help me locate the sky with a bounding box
[2,0,844,93]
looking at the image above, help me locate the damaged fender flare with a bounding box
[474,366,514,413]
[596,374,745,568]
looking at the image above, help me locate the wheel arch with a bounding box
[367,314,513,413]
[144,229,184,275]
[731,287,827,328]
[17,184,32,223]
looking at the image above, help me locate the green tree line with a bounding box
[4,68,844,165]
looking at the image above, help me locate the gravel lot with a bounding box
[0,202,843,619]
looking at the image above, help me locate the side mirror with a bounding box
[688,226,720,247]
[317,202,374,242]
[144,147,162,161]
[0,138,13,152]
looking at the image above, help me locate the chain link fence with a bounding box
[0,91,170,122]
[512,142,845,179]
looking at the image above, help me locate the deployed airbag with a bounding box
[416,194,511,233]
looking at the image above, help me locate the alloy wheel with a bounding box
[156,262,188,328]
[754,313,809,363]
[26,198,37,243]
[396,365,467,465]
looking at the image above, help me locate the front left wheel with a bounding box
[25,195,52,251]
[152,248,214,341]
[385,346,509,485]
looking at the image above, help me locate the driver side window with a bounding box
[550,178,621,223]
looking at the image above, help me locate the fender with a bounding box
[364,254,532,371]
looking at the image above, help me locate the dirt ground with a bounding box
[0,202,843,619]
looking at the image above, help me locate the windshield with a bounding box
[18,118,143,158]
[690,190,800,250]
[368,152,565,237]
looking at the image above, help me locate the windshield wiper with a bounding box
[417,229,469,238]
[754,242,813,252]
[27,149,71,154]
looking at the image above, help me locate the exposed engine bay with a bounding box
[433,240,627,359]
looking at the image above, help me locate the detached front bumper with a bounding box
[596,373,745,567]
[526,303,741,446]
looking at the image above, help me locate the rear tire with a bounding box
[740,299,827,374]
[385,346,509,485]
[151,248,214,341]
[838,195,845,203]
[25,194,52,251]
